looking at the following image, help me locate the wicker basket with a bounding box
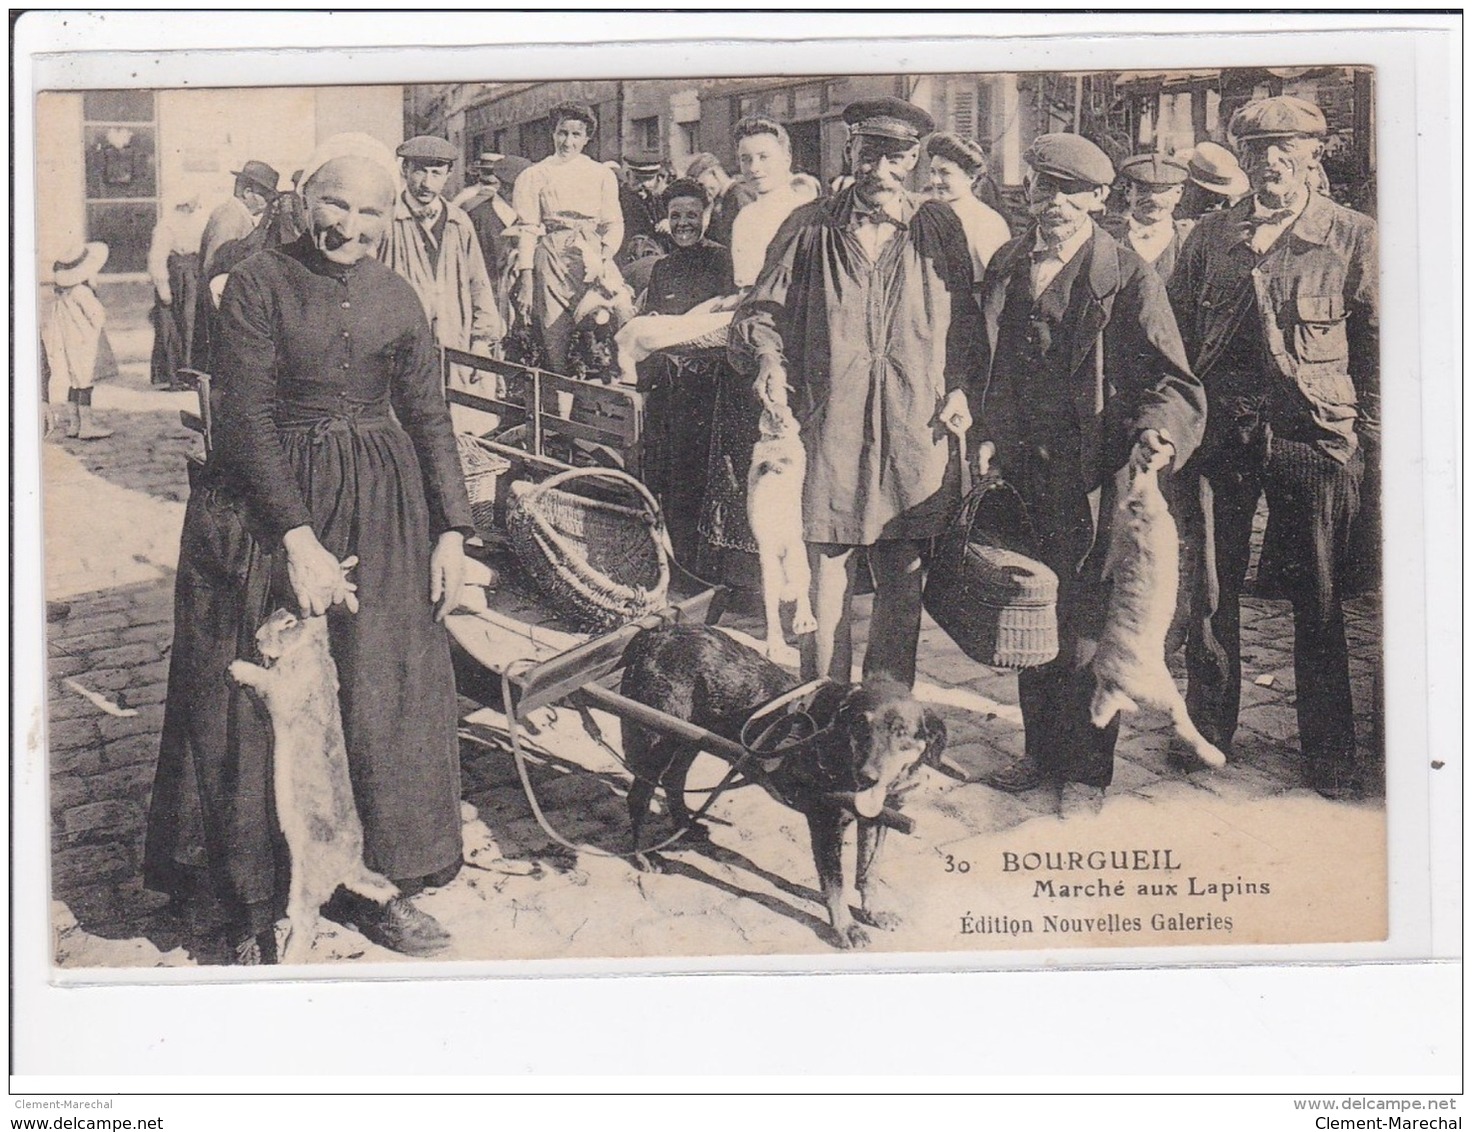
[924,474,1059,669]
[455,432,512,539]
[506,466,671,630]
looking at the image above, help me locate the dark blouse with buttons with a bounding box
[213,235,473,543]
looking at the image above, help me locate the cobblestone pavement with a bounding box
[38,286,1386,970]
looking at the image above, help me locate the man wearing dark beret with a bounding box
[971,132,1207,802]
[730,96,984,690]
[1103,152,1195,283]
[1168,95,1379,799]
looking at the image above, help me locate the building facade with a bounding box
[407,67,1374,208]
[36,84,405,277]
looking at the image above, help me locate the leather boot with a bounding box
[978,758,1048,793]
[75,403,113,441]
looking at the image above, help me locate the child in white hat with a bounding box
[42,240,115,440]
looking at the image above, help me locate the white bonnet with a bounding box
[298,132,401,198]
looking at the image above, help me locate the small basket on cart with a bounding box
[506,465,672,631]
[924,473,1059,670]
[455,432,513,540]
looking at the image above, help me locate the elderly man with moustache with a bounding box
[145,135,473,964]
[729,96,982,690]
[969,133,1206,801]
[1167,96,1379,800]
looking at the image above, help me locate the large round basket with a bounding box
[506,466,672,631]
[923,474,1059,669]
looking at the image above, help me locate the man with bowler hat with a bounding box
[730,96,982,690]
[970,132,1206,802]
[1178,141,1250,219]
[193,158,281,370]
[1168,96,1379,799]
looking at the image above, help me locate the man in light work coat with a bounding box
[1168,96,1379,800]
[380,135,503,359]
[972,133,1206,798]
[730,97,982,690]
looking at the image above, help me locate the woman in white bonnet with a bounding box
[143,134,473,964]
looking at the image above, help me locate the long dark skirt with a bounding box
[149,252,200,385]
[142,418,463,931]
[694,359,764,590]
[640,348,722,567]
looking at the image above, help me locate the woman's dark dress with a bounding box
[637,240,733,565]
[143,236,473,932]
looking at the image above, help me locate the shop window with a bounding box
[82,90,157,274]
[632,115,660,153]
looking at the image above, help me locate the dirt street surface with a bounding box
[37,285,1385,970]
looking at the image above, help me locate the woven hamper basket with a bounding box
[924,473,1059,669]
[506,466,671,631]
[455,432,512,540]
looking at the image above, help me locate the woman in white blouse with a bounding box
[613,116,808,381]
[511,102,624,374]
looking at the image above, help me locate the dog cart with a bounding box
[440,347,914,858]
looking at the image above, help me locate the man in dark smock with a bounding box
[729,97,982,689]
[143,144,472,963]
[972,134,1206,796]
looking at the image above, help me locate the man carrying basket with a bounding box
[728,96,983,691]
[970,134,1206,797]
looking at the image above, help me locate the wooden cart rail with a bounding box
[442,346,645,477]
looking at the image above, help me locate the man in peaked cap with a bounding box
[730,94,985,707]
[1167,94,1379,800]
[451,150,505,211]
[618,153,672,263]
[1103,152,1195,283]
[380,133,502,373]
[461,153,532,327]
[968,132,1206,805]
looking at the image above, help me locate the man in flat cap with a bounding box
[381,135,503,412]
[1168,95,1379,799]
[1104,152,1195,282]
[730,96,982,691]
[970,132,1206,802]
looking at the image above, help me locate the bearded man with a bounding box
[729,96,982,690]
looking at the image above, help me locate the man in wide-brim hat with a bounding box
[1167,94,1379,800]
[730,95,985,711]
[1178,140,1250,218]
[968,131,1207,802]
